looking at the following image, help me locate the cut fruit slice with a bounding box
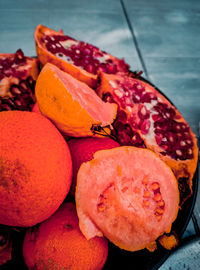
[0,49,39,111]
[35,63,117,137]
[96,72,198,204]
[76,146,179,252]
[35,24,130,88]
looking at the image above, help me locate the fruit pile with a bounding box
[0,25,198,269]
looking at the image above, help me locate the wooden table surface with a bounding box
[0,0,199,269]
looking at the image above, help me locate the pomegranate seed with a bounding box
[155,133,163,145]
[142,92,157,103]
[19,80,29,92]
[10,85,21,95]
[106,63,117,74]
[0,103,12,111]
[175,149,182,157]
[152,113,160,121]
[114,89,124,99]
[132,94,141,103]
[94,51,104,58]
[131,132,144,146]
[15,49,24,62]
[186,139,193,146]
[140,119,151,135]
[85,64,95,74]
[180,141,186,147]
[138,104,150,120]
[130,115,140,129]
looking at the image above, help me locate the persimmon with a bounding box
[0,110,72,227]
[76,146,179,252]
[35,63,117,137]
[23,202,108,270]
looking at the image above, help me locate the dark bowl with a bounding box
[1,75,199,270]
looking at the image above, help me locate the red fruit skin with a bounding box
[68,137,120,196]
[31,102,40,113]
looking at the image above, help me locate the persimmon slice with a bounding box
[35,63,117,137]
[76,146,179,252]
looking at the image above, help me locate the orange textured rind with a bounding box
[0,111,72,227]
[23,202,108,270]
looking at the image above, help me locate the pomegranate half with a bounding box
[35,24,130,88]
[0,49,39,111]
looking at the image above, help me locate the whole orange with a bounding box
[23,202,108,270]
[68,137,119,196]
[0,111,72,227]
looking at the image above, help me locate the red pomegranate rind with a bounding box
[35,25,130,88]
[76,146,179,252]
[0,49,39,111]
[96,73,198,204]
